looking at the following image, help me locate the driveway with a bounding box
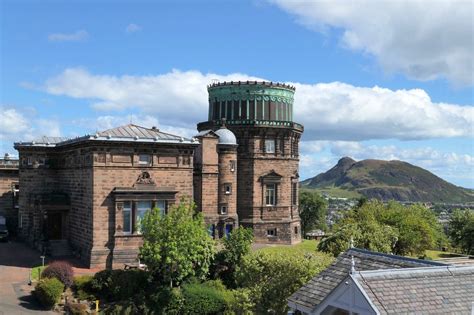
[0,240,55,314]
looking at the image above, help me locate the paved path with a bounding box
[0,241,54,314]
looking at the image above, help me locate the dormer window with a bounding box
[139,154,151,166]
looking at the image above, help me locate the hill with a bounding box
[301,157,474,203]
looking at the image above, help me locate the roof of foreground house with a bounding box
[354,265,474,314]
[288,248,446,311]
[14,124,197,148]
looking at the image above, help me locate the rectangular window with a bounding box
[230,160,236,172]
[136,201,152,233]
[224,184,232,195]
[139,154,151,166]
[267,228,277,237]
[265,140,275,153]
[27,157,33,166]
[18,214,23,228]
[220,205,228,215]
[123,201,132,233]
[155,200,166,216]
[294,226,298,235]
[292,182,298,205]
[265,184,276,206]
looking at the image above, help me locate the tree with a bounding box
[236,251,333,315]
[448,209,474,255]
[318,201,397,256]
[139,199,216,287]
[211,227,253,288]
[299,191,328,236]
[318,200,443,257]
[222,227,254,268]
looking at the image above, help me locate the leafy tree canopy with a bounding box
[318,200,444,257]
[299,191,328,235]
[448,209,474,255]
[236,250,333,315]
[139,199,216,287]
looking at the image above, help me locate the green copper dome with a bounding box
[207,81,295,122]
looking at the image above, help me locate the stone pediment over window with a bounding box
[259,170,283,184]
[134,171,156,187]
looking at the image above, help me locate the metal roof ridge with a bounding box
[348,247,447,266]
[354,264,474,279]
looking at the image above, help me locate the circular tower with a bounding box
[197,81,303,244]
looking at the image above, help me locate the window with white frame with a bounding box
[138,154,152,166]
[136,201,152,232]
[122,201,132,233]
[265,139,275,153]
[265,184,276,206]
[267,228,277,237]
[220,205,228,215]
[224,183,232,195]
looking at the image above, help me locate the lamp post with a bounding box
[39,255,45,280]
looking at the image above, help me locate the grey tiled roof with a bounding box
[356,265,474,314]
[288,248,445,311]
[14,124,196,147]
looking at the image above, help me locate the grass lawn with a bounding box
[255,239,320,255]
[31,265,47,281]
[424,249,465,260]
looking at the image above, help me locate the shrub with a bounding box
[41,261,74,287]
[34,277,64,308]
[90,269,148,302]
[227,288,254,315]
[147,287,184,315]
[181,280,232,314]
[73,275,94,300]
[236,251,333,314]
[65,302,88,315]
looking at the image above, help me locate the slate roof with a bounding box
[355,265,474,314]
[14,124,197,147]
[288,248,445,311]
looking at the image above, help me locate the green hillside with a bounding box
[301,157,474,203]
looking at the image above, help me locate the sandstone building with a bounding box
[197,81,303,244]
[8,81,303,268]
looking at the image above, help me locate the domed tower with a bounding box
[197,81,303,244]
[194,125,238,238]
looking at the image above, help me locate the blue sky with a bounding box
[1,0,473,188]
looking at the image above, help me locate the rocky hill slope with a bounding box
[301,157,474,203]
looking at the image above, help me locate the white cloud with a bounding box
[0,108,29,135]
[270,0,474,85]
[293,82,473,140]
[48,30,89,42]
[72,115,197,139]
[126,23,142,33]
[0,107,61,143]
[41,68,473,141]
[44,68,262,128]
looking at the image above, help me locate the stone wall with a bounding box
[0,169,19,232]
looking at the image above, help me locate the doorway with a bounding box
[47,213,62,240]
